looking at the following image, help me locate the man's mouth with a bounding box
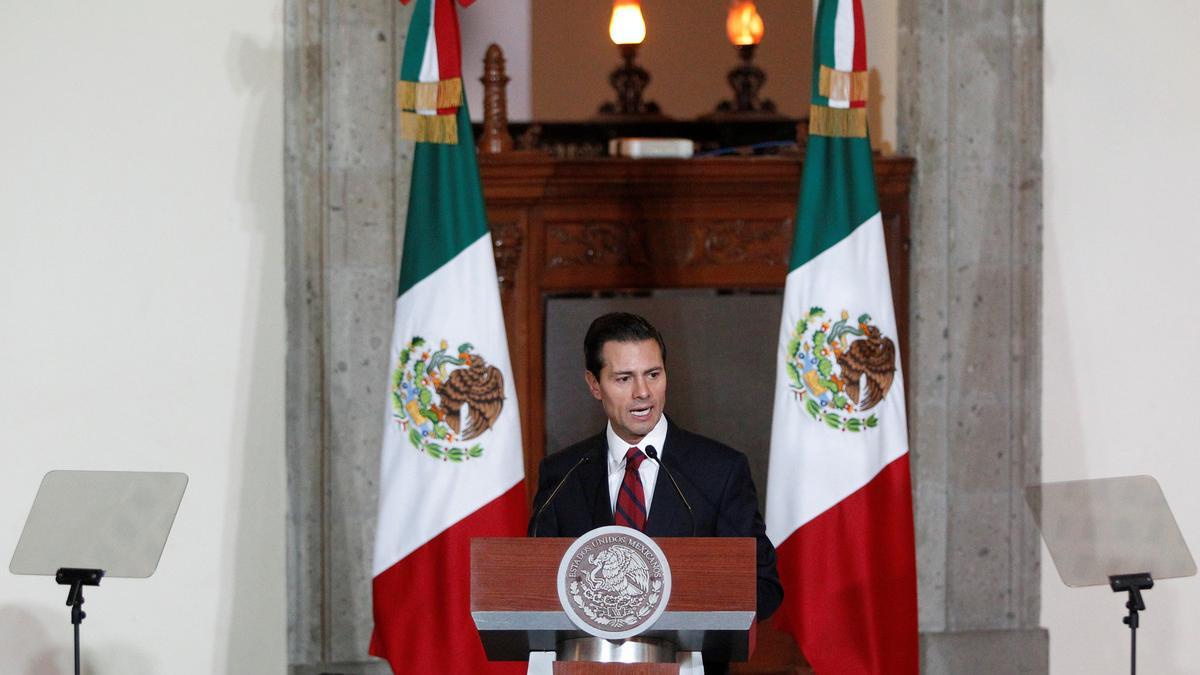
[630,405,653,420]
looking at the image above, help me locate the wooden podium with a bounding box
[471,537,758,673]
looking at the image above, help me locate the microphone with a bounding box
[531,454,592,538]
[644,445,696,537]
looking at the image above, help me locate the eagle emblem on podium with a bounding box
[558,527,671,639]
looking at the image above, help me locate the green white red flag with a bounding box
[369,1,526,672]
[765,0,919,672]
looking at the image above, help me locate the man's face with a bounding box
[585,339,667,445]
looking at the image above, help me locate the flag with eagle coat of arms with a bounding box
[369,0,526,672]
[766,0,919,673]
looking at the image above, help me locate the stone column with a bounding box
[285,0,412,672]
[897,0,1047,671]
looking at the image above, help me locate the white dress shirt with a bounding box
[606,414,669,517]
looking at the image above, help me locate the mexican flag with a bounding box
[765,0,918,673]
[369,1,526,672]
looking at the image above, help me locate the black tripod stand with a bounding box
[57,568,104,675]
[1109,572,1154,675]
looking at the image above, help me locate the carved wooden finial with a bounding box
[478,43,514,154]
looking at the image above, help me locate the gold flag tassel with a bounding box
[396,77,464,112]
[818,66,869,105]
[808,106,868,138]
[400,111,459,144]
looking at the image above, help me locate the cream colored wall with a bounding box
[1043,2,1200,673]
[861,0,897,152]
[0,1,285,673]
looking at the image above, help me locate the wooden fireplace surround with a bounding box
[478,152,914,501]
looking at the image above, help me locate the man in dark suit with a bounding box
[528,312,783,625]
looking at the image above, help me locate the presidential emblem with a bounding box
[557,526,672,640]
[391,337,505,461]
[785,307,897,432]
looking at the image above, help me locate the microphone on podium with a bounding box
[530,454,592,538]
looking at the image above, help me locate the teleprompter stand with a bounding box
[1109,572,1153,675]
[57,567,105,675]
[10,471,187,675]
[1027,475,1195,675]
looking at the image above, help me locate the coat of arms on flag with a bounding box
[784,307,897,432]
[392,337,505,461]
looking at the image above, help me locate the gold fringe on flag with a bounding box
[396,77,463,111]
[809,105,868,138]
[400,111,459,144]
[818,65,869,104]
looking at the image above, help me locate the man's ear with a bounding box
[584,370,602,400]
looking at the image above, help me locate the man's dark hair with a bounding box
[584,312,667,377]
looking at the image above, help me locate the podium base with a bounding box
[557,637,677,664]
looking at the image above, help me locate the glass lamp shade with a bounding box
[609,0,647,45]
[726,0,765,46]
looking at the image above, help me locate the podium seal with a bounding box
[556,525,672,640]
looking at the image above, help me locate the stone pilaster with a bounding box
[898,0,1046,669]
[285,0,412,670]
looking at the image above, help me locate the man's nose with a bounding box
[632,377,649,399]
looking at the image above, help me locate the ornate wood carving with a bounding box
[545,223,649,269]
[544,219,792,270]
[489,220,523,290]
[692,219,792,267]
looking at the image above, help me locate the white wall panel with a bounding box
[1043,2,1200,672]
[0,1,286,672]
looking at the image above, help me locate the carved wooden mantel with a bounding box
[479,153,914,497]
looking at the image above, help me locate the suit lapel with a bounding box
[575,435,613,530]
[576,422,690,536]
[644,423,689,537]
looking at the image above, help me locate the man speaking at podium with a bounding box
[528,312,783,626]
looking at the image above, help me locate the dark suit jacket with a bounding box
[528,420,784,621]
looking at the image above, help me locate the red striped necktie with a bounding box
[615,447,647,531]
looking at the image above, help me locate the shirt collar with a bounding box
[606,414,669,472]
